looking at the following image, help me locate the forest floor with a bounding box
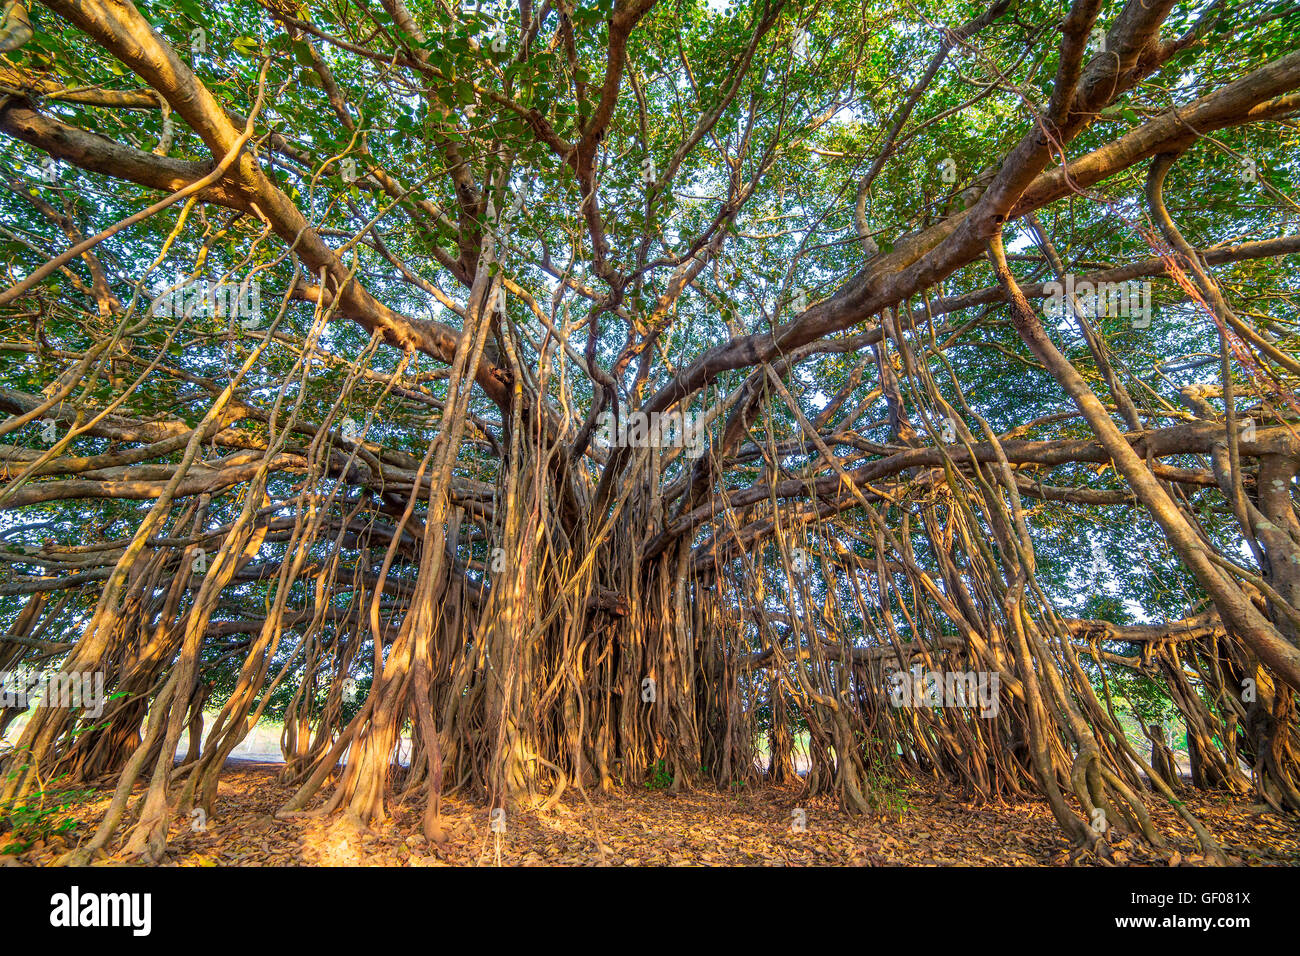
[6,761,1299,867]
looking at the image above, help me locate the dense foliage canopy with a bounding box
[0,0,1296,863]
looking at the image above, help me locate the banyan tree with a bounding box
[0,0,1297,865]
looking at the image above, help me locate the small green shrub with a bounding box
[644,759,673,790]
[0,764,95,855]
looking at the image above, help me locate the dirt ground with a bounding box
[6,761,1299,867]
